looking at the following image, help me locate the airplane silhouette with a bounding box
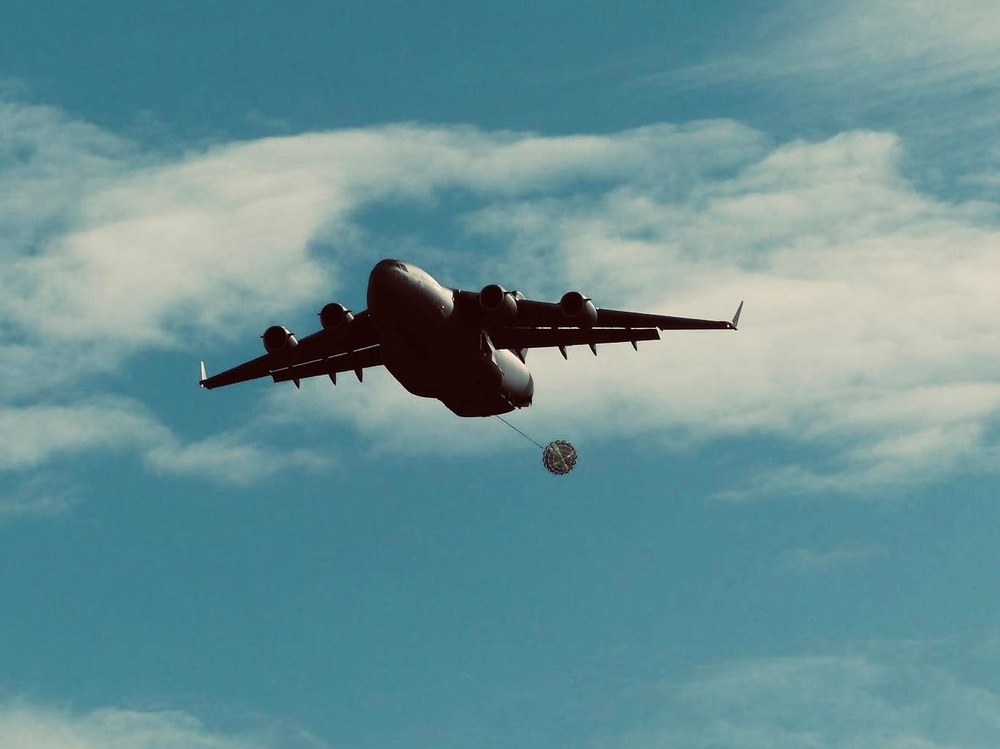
[200,258,742,417]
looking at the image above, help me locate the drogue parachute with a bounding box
[542,440,578,475]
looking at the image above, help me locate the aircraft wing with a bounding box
[200,310,381,389]
[474,293,741,354]
[510,299,741,331]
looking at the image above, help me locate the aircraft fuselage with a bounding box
[366,259,534,417]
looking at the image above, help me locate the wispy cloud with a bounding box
[0,700,329,749]
[0,104,766,491]
[0,476,77,520]
[0,399,164,471]
[602,641,1000,749]
[655,0,1000,96]
[145,431,334,486]
[460,131,1000,498]
[0,397,327,486]
[6,642,1000,748]
[651,0,1000,197]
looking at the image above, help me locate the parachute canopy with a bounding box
[543,440,578,475]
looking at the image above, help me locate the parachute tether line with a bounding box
[494,414,545,449]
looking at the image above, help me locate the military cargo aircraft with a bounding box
[200,258,742,417]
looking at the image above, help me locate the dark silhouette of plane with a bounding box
[200,258,742,417]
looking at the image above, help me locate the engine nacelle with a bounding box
[262,325,298,354]
[559,291,597,326]
[319,302,354,330]
[479,284,518,320]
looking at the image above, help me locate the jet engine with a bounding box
[559,291,597,326]
[262,325,298,354]
[479,284,518,320]
[319,302,354,330]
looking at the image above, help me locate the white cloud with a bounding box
[0,397,328,487]
[457,131,1000,497]
[0,102,766,488]
[0,106,763,380]
[0,701,328,749]
[657,0,1000,95]
[5,646,999,749]
[789,0,1000,90]
[652,0,1000,198]
[0,399,166,471]
[145,431,334,486]
[2,98,999,498]
[0,477,77,519]
[602,644,1000,749]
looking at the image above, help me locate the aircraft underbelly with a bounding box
[381,330,533,416]
[377,319,532,415]
[368,265,533,416]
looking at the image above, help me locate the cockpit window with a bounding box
[374,258,408,273]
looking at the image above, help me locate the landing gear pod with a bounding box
[543,440,578,475]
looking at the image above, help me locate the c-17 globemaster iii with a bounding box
[200,258,742,417]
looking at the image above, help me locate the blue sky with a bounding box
[3,1,1000,747]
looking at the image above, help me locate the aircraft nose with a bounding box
[367,258,409,309]
[371,258,407,277]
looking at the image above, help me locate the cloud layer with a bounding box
[1,96,998,498]
[263,127,1000,498]
[6,642,1000,748]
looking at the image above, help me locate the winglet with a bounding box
[199,360,208,387]
[731,301,744,330]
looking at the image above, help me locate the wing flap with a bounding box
[270,345,384,384]
[490,327,661,351]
